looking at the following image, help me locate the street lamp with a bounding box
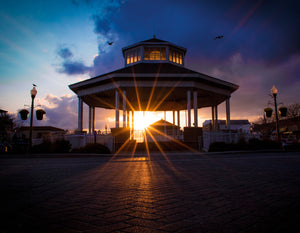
[29,85,37,151]
[19,85,46,152]
[271,85,280,142]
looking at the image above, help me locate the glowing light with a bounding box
[133,111,160,130]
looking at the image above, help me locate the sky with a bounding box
[0,0,299,131]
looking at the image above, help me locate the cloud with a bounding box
[36,94,78,130]
[57,47,73,59]
[190,53,300,122]
[113,0,299,63]
[53,0,299,125]
[92,14,111,35]
[56,47,91,75]
[16,94,77,130]
[55,0,127,77]
[59,60,91,75]
[21,94,115,131]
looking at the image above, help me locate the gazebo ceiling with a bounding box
[69,63,238,111]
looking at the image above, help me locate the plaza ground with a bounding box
[1,151,300,232]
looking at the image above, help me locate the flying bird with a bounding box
[107,41,114,46]
[214,35,224,40]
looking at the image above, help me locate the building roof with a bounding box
[141,37,167,43]
[149,119,178,128]
[69,62,238,111]
[17,126,65,132]
[122,36,187,56]
[70,62,238,92]
[111,62,197,74]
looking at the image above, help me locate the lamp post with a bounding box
[271,85,280,142]
[29,85,37,151]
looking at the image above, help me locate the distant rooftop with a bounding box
[149,119,178,128]
[17,126,65,132]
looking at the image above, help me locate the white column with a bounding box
[193,90,198,127]
[173,111,175,124]
[187,90,191,127]
[88,106,92,135]
[226,98,231,143]
[127,110,130,128]
[123,90,127,127]
[226,98,231,130]
[211,106,215,131]
[92,107,95,133]
[172,110,176,138]
[78,97,83,132]
[164,111,167,136]
[131,111,134,140]
[115,90,119,128]
[215,105,218,130]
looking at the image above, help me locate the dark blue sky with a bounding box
[0,0,299,129]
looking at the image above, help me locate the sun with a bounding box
[133,111,160,130]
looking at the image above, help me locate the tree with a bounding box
[253,103,300,141]
[287,103,300,119]
[0,110,15,153]
[0,111,14,134]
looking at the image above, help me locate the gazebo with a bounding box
[69,36,238,148]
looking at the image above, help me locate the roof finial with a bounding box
[153,34,156,38]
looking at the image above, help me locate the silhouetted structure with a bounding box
[69,37,238,150]
[146,119,180,142]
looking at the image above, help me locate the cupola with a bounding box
[122,36,187,67]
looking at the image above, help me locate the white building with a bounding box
[203,120,252,133]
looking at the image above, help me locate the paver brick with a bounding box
[1,152,300,232]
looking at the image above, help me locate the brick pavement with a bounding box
[1,152,300,232]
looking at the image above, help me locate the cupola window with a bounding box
[126,48,141,65]
[169,49,183,65]
[144,47,166,61]
[123,37,186,66]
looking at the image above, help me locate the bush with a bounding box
[208,142,229,152]
[32,140,71,153]
[72,143,111,154]
[209,139,282,152]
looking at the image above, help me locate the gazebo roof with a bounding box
[69,62,238,111]
[70,63,237,90]
[141,37,167,43]
[122,36,187,57]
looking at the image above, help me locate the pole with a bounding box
[29,94,35,151]
[273,93,280,142]
[115,90,119,128]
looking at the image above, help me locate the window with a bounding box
[169,49,183,65]
[126,48,141,65]
[144,47,166,61]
